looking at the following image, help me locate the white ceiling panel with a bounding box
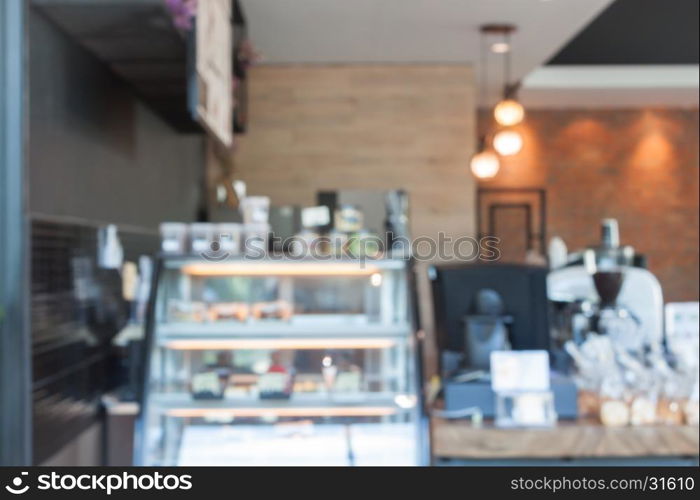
[240,0,613,105]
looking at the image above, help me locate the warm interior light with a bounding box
[493,129,523,156]
[182,262,380,276]
[494,99,525,126]
[490,42,510,54]
[165,406,398,418]
[470,150,500,179]
[163,338,397,350]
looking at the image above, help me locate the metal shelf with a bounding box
[157,320,412,340]
[150,392,408,418]
[159,337,400,351]
[166,257,408,276]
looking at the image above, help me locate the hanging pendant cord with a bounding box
[477,30,489,148]
[503,31,511,98]
[478,31,487,111]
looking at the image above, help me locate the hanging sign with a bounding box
[195,0,233,147]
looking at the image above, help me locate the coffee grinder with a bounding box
[585,220,642,352]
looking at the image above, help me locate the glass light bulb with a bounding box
[493,129,523,156]
[470,150,500,179]
[491,42,510,54]
[494,99,525,126]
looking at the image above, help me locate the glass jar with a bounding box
[334,204,363,233]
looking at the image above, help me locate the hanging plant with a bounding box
[164,0,198,32]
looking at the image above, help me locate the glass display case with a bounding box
[136,257,427,466]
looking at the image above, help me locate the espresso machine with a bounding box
[548,219,664,355]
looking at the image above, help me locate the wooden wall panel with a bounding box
[234,65,476,246]
[233,65,477,375]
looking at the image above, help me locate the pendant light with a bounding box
[471,137,500,179]
[492,26,525,127]
[493,129,523,156]
[494,98,525,127]
[471,149,501,179]
[470,27,500,179]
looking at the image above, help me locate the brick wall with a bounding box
[479,108,699,302]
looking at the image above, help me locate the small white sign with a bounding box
[665,302,699,338]
[301,206,331,228]
[490,350,550,392]
[665,302,699,368]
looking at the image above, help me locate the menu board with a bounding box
[195,0,233,147]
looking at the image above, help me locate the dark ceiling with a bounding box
[548,0,699,65]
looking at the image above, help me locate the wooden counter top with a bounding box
[432,418,700,459]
